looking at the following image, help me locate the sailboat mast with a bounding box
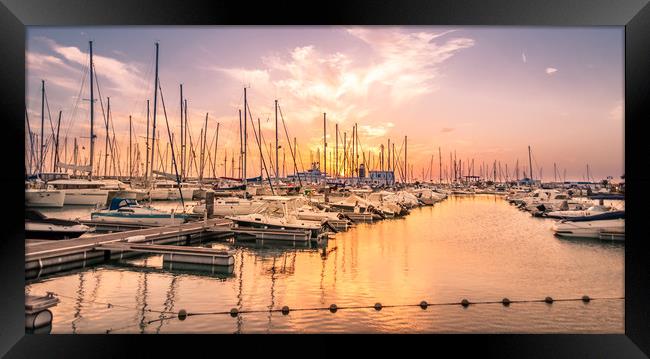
[180,84,184,179]
[54,110,61,172]
[40,80,45,175]
[89,41,95,179]
[527,145,533,185]
[323,112,327,180]
[145,99,150,181]
[243,87,247,187]
[214,122,219,179]
[128,115,132,179]
[104,97,110,177]
[335,123,339,178]
[150,42,159,180]
[275,99,279,183]
[404,136,408,184]
[438,147,442,184]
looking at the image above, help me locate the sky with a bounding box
[25,26,624,181]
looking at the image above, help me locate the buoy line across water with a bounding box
[44,292,624,320]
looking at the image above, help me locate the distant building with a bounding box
[368,170,395,186]
[517,177,542,186]
[287,162,324,183]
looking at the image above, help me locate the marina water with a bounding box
[27,194,623,333]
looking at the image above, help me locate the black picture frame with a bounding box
[1,0,648,357]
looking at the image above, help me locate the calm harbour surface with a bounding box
[27,195,624,333]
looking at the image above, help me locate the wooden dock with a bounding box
[226,227,312,242]
[26,218,233,278]
[96,242,235,266]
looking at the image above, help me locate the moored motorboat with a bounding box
[551,211,625,240]
[48,179,109,205]
[227,196,333,238]
[25,209,91,239]
[91,198,190,226]
[25,187,65,208]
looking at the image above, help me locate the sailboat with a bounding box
[53,41,109,205]
[25,82,66,208]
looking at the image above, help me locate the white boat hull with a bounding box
[90,213,187,226]
[25,190,65,208]
[63,190,109,205]
[552,219,625,240]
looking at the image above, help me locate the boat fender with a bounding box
[126,235,146,243]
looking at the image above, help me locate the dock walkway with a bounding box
[26,218,233,276]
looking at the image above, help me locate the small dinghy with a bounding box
[25,209,91,240]
[91,198,190,226]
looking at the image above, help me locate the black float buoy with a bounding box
[544,296,553,304]
[420,301,428,309]
[374,302,382,311]
[281,306,290,315]
[582,295,591,303]
[329,304,337,313]
[502,298,511,306]
[178,309,187,320]
[230,308,239,317]
[461,299,470,307]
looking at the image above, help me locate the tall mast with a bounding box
[150,42,159,180]
[323,112,327,180]
[201,112,208,182]
[238,109,242,179]
[104,97,110,177]
[275,99,279,183]
[129,115,132,179]
[40,80,45,175]
[527,145,533,185]
[184,99,188,179]
[214,122,219,179]
[257,117,260,179]
[145,100,150,181]
[180,84,184,179]
[335,123,338,178]
[54,110,62,172]
[343,132,347,177]
[89,41,95,179]
[404,136,408,184]
[387,139,391,172]
[243,88,247,186]
[438,147,442,183]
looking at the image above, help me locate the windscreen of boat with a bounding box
[110,198,138,210]
[260,201,286,218]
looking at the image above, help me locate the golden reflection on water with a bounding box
[27,195,624,333]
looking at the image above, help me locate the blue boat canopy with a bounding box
[109,198,138,210]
